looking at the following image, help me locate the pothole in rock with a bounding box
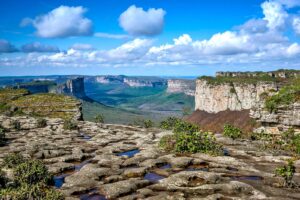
[223,148,230,156]
[159,164,172,169]
[116,149,140,158]
[144,172,166,183]
[185,164,209,172]
[224,174,263,181]
[79,132,92,140]
[53,159,93,188]
[187,176,206,187]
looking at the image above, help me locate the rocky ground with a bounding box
[0,115,300,200]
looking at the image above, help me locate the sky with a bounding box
[0,0,300,76]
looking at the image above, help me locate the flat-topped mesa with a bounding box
[55,77,89,100]
[216,69,300,79]
[167,79,196,96]
[0,88,82,120]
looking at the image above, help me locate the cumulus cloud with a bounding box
[23,6,93,38]
[0,40,18,53]
[21,42,60,53]
[262,1,288,30]
[276,0,300,8]
[119,5,166,36]
[238,19,268,33]
[293,17,300,35]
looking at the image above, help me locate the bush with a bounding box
[63,119,78,130]
[275,160,296,187]
[3,153,26,168]
[0,183,64,200]
[0,169,7,188]
[174,131,222,155]
[159,135,176,152]
[14,159,52,185]
[37,118,47,128]
[173,120,200,135]
[94,114,104,123]
[160,117,180,130]
[0,126,5,146]
[143,119,154,128]
[223,124,242,140]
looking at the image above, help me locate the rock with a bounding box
[167,79,195,96]
[123,167,147,178]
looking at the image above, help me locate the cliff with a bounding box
[55,77,91,101]
[95,75,167,87]
[167,79,195,96]
[15,81,57,94]
[195,79,278,113]
[0,88,82,120]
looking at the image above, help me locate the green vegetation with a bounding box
[63,119,78,130]
[198,74,278,85]
[17,80,56,87]
[159,118,222,155]
[94,114,104,123]
[0,153,63,199]
[275,160,296,187]
[3,153,26,168]
[252,128,300,155]
[160,117,180,130]
[0,125,5,146]
[37,118,47,128]
[265,78,300,112]
[223,124,242,140]
[133,118,154,128]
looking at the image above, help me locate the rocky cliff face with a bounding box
[95,75,167,87]
[195,79,278,113]
[251,103,300,134]
[55,77,88,100]
[167,79,195,96]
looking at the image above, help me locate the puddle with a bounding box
[79,189,107,200]
[223,149,230,156]
[79,132,92,140]
[116,149,140,158]
[53,159,92,188]
[227,175,263,181]
[144,172,165,183]
[185,167,209,172]
[159,164,172,169]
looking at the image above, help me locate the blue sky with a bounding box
[0,0,300,76]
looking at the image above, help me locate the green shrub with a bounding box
[94,114,104,123]
[37,118,47,128]
[174,131,222,155]
[14,159,52,185]
[223,124,242,140]
[160,117,180,130]
[143,119,154,128]
[0,126,5,146]
[3,153,26,168]
[275,160,296,187]
[265,79,300,112]
[0,183,63,200]
[173,120,200,135]
[159,135,176,152]
[63,119,78,130]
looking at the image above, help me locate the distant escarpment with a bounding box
[167,79,196,96]
[95,75,167,87]
[0,88,82,120]
[15,80,57,94]
[55,77,91,101]
[191,70,300,133]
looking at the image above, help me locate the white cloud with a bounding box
[286,43,300,56]
[276,0,300,8]
[24,6,93,38]
[238,19,268,33]
[71,43,94,51]
[21,42,59,53]
[0,40,18,53]
[119,5,166,36]
[262,1,288,30]
[174,34,192,45]
[94,32,130,39]
[293,17,300,35]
